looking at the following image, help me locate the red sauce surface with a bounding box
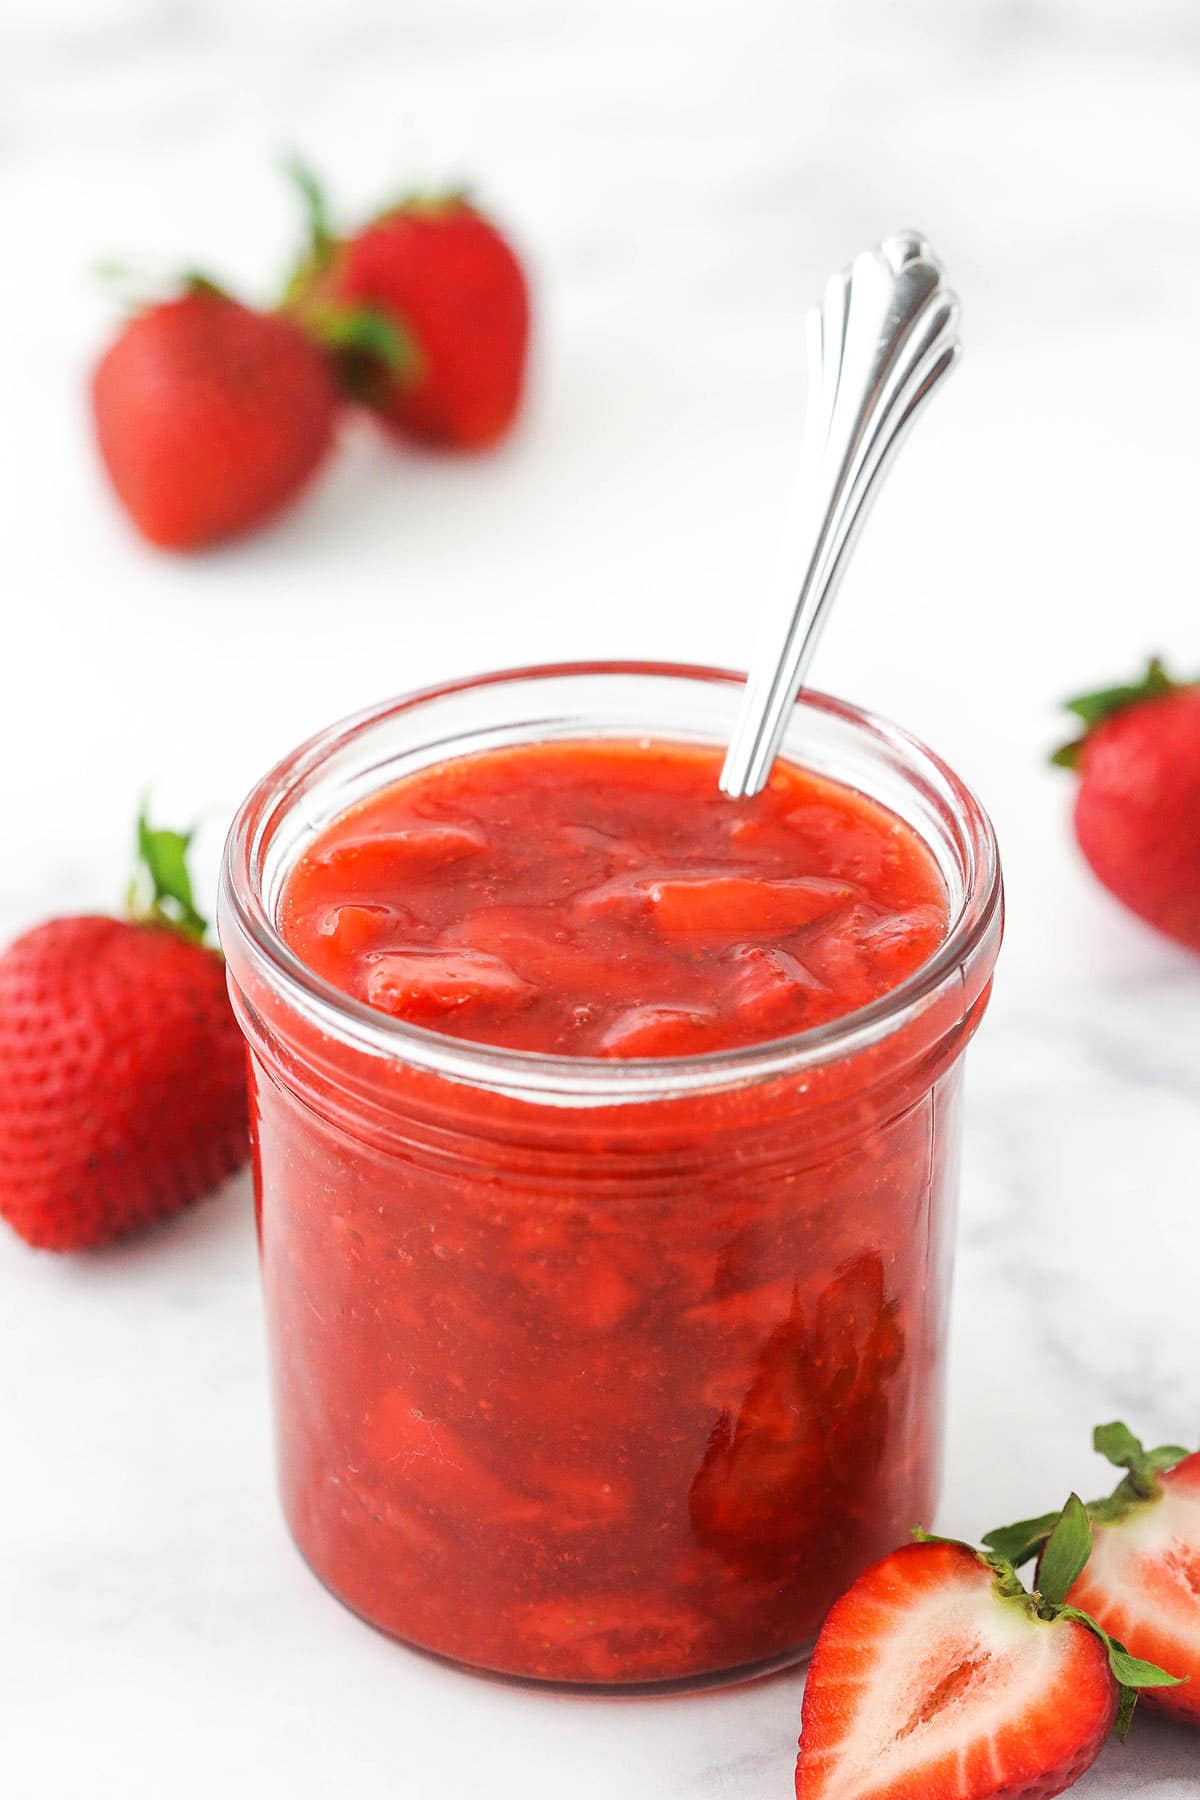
[256,739,966,1685]
[279,740,948,1054]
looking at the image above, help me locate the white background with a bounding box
[1,2,1198,1795]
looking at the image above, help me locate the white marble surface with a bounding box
[2,3,1199,1794]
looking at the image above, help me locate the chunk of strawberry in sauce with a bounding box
[315,902,401,956]
[364,947,535,1018]
[364,1387,541,1525]
[689,1251,907,1569]
[721,944,827,1034]
[313,822,487,888]
[526,1463,633,1531]
[802,902,944,994]
[645,874,856,935]
[441,906,625,996]
[857,903,947,981]
[515,1594,712,1681]
[597,1004,719,1058]
[689,1303,826,1558]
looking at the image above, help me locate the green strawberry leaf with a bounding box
[1062,658,1176,730]
[1114,1683,1139,1742]
[1094,1421,1190,1499]
[1037,1495,1092,1607]
[1058,1604,1185,1719]
[131,804,209,943]
[1057,1604,1185,1741]
[1093,1421,1147,1471]
[982,1510,1062,1568]
[1105,1642,1187,1689]
[178,270,228,300]
[1052,658,1192,769]
[1144,1442,1191,1474]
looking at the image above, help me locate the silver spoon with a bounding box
[719,230,961,799]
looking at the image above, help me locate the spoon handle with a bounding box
[719,231,961,799]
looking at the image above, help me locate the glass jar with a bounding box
[218,662,1002,1691]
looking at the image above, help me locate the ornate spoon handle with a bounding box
[719,231,960,799]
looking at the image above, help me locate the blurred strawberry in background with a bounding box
[92,280,340,550]
[284,163,531,451]
[89,167,532,551]
[1054,659,1200,953]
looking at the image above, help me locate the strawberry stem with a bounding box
[284,155,335,268]
[1093,1420,1190,1499]
[128,803,209,944]
[987,1421,1194,1567]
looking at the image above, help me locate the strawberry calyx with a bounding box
[1052,657,1193,769]
[371,186,472,225]
[1091,1419,1193,1505]
[983,1421,1193,1568]
[917,1497,1183,1737]
[96,260,234,313]
[280,158,421,399]
[127,804,210,945]
[302,302,421,396]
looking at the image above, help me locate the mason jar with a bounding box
[218,662,1002,1690]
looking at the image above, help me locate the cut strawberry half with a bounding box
[796,1511,1181,1800]
[987,1422,1199,1727]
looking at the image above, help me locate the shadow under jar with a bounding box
[218,662,1002,1692]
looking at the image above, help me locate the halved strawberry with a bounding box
[987,1422,1199,1727]
[796,1511,1180,1800]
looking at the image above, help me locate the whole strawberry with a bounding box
[287,165,530,450]
[0,813,248,1251]
[92,281,339,549]
[1054,658,1200,951]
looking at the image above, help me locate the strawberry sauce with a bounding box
[279,741,947,1055]
[255,737,968,1685]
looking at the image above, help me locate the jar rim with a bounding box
[218,660,1003,1103]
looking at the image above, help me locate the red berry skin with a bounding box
[91,292,339,550]
[1072,687,1200,952]
[0,917,249,1251]
[332,204,530,449]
